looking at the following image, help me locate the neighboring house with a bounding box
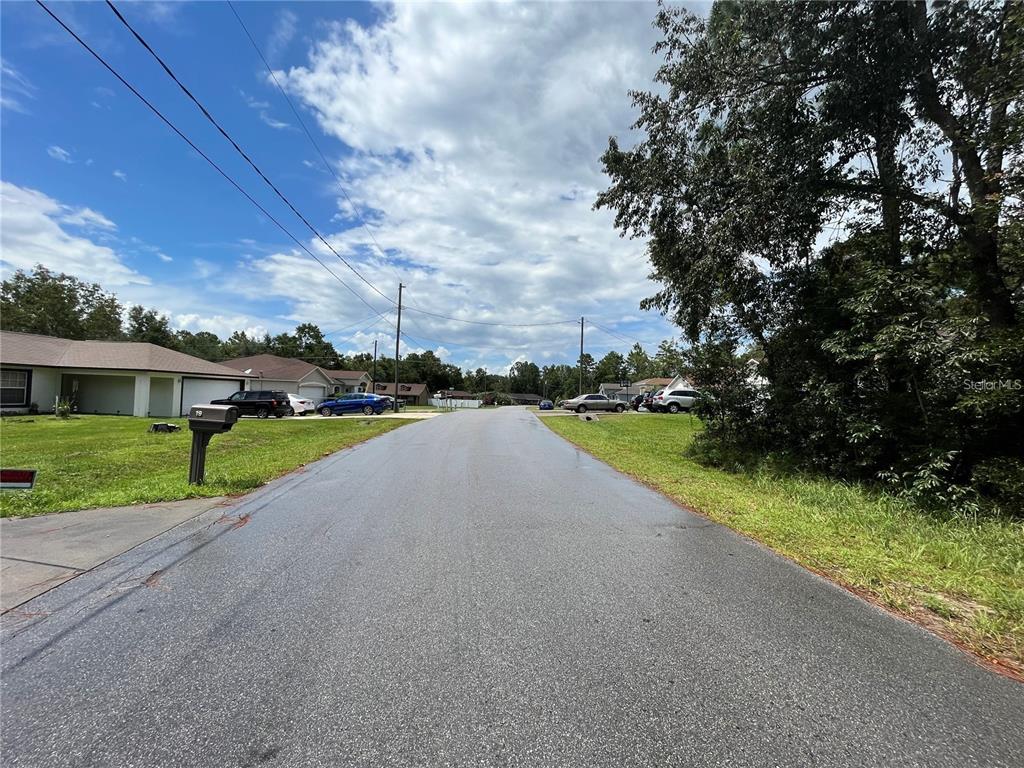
[633,377,674,392]
[598,382,625,399]
[371,381,429,406]
[322,369,371,394]
[0,330,254,417]
[221,354,337,403]
[508,393,542,405]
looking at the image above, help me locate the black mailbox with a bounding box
[186,404,239,484]
[188,404,238,433]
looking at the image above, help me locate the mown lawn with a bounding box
[542,413,1024,676]
[0,415,406,518]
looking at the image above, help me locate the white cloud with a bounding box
[267,2,672,368]
[59,205,116,230]
[157,252,173,262]
[46,145,73,163]
[113,169,128,181]
[266,9,298,62]
[0,181,145,287]
[193,258,219,278]
[1,59,36,114]
[259,112,291,130]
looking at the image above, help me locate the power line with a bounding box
[34,0,390,325]
[225,0,403,287]
[106,0,397,307]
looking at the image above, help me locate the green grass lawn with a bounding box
[0,415,406,518]
[542,413,1024,676]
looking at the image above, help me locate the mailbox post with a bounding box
[186,404,239,484]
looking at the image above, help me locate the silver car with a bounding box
[652,388,699,414]
[561,393,626,413]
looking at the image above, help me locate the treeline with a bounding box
[599,1,1023,513]
[1,265,686,401]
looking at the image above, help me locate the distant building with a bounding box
[322,369,372,394]
[372,381,429,406]
[508,393,542,405]
[435,390,474,400]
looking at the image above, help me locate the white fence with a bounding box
[428,398,482,409]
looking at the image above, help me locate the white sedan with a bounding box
[286,393,317,416]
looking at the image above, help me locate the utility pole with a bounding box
[579,316,584,395]
[394,283,404,413]
[372,339,378,392]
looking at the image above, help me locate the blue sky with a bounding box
[1,1,681,372]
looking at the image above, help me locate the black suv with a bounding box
[210,390,290,419]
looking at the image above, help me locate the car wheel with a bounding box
[668,403,680,414]
[319,406,333,417]
[256,406,270,419]
[362,405,375,415]
[576,405,588,414]
[615,403,626,413]
[285,407,295,417]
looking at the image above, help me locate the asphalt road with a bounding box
[2,408,1021,767]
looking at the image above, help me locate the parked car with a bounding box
[285,393,317,416]
[318,392,388,416]
[539,399,554,410]
[651,388,700,414]
[641,390,662,411]
[630,394,644,411]
[561,393,626,413]
[210,390,290,419]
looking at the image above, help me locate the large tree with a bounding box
[598,0,1023,510]
[125,306,179,349]
[1,265,124,340]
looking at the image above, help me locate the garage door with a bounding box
[298,383,327,403]
[180,378,244,416]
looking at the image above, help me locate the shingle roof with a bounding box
[0,331,253,378]
[220,354,323,382]
[322,369,370,381]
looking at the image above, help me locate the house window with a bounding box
[0,369,30,407]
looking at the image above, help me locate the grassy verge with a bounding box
[0,415,406,518]
[541,413,1024,676]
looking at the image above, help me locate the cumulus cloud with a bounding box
[271,2,673,367]
[46,145,73,163]
[157,252,173,262]
[113,169,128,181]
[0,181,145,286]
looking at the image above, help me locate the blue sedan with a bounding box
[539,399,554,410]
[318,393,387,416]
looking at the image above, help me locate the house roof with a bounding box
[598,382,624,391]
[220,354,328,383]
[634,377,674,387]
[322,369,370,381]
[371,381,427,396]
[0,331,253,378]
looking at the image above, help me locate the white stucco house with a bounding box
[0,331,255,417]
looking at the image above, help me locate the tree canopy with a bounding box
[598,0,1023,511]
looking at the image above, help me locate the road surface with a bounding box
[2,408,1021,766]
